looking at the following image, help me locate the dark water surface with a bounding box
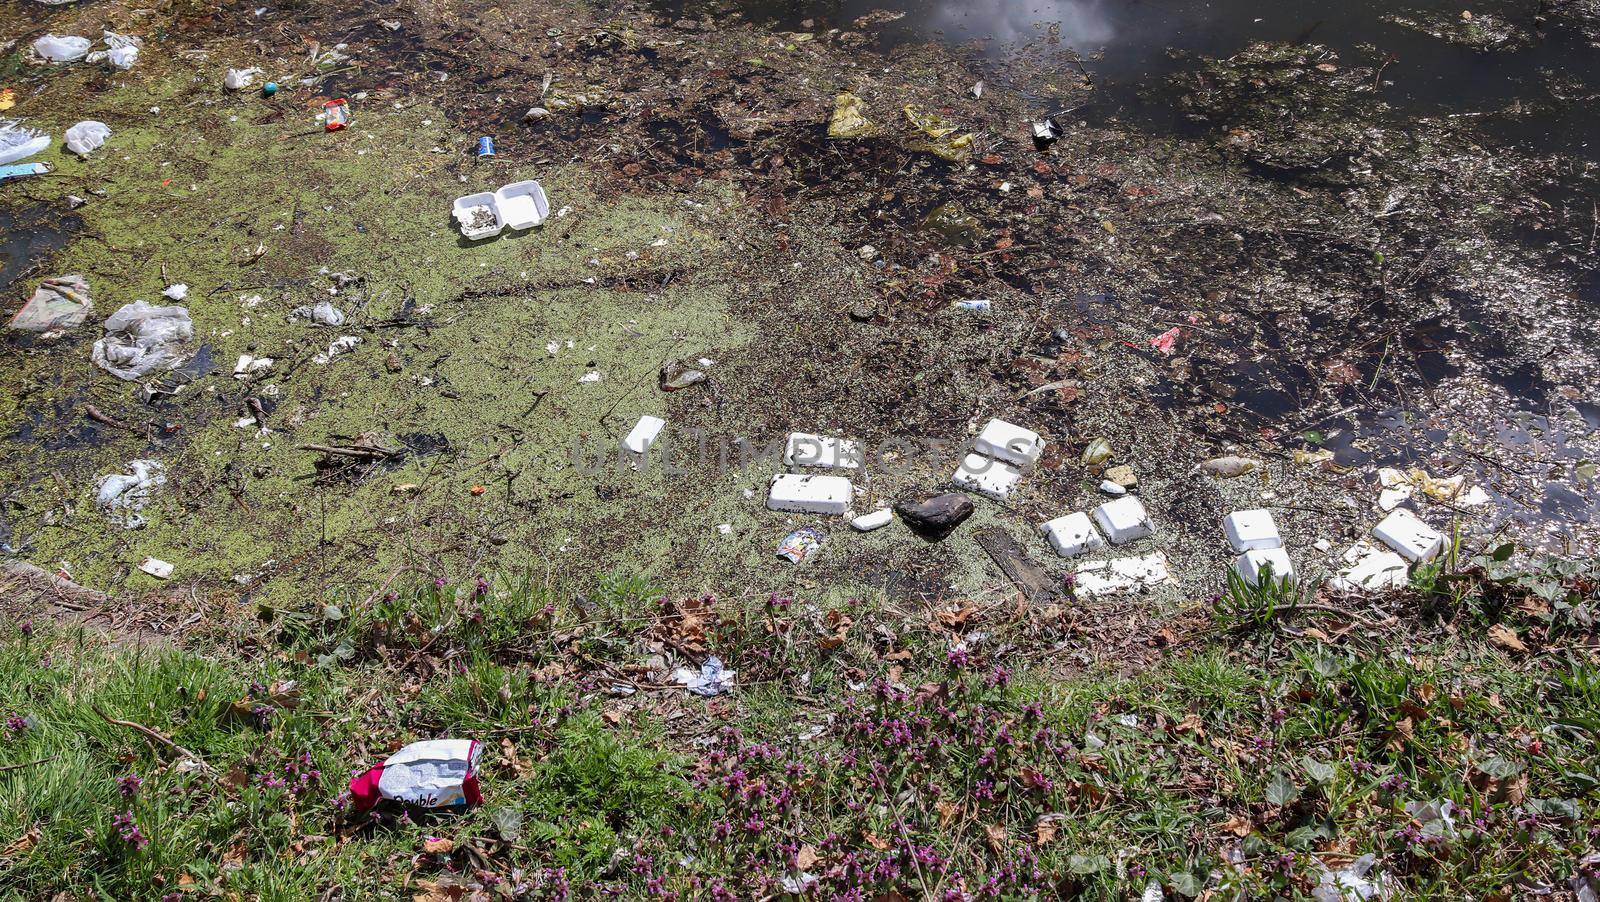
[680,0,1600,160]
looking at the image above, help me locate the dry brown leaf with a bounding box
[1,828,39,857]
[1219,814,1252,837]
[796,844,821,871]
[935,800,960,828]
[864,832,891,851]
[1034,814,1063,845]
[1487,623,1527,653]
[984,823,1007,851]
[422,837,454,854]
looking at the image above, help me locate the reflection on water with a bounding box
[678,0,1600,160]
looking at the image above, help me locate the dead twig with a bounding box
[0,756,56,773]
[92,706,216,775]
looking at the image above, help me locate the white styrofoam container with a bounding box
[951,453,1022,501]
[784,432,862,470]
[1372,509,1448,563]
[974,419,1045,466]
[767,473,852,515]
[495,180,550,230]
[453,192,503,240]
[1040,511,1103,557]
[621,415,666,454]
[1092,495,1153,544]
[1234,547,1295,587]
[1223,509,1281,552]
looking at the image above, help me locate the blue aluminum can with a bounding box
[475,136,495,158]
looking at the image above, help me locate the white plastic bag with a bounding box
[349,739,483,811]
[85,32,141,70]
[224,67,264,91]
[290,300,345,326]
[95,460,166,529]
[0,119,51,165]
[9,274,93,332]
[91,301,195,380]
[32,34,91,62]
[64,121,111,157]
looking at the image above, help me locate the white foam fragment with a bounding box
[1328,540,1410,593]
[1074,552,1172,598]
[1372,509,1448,563]
[767,473,852,515]
[850,508,893,531]
[1040,511,1104,557]
[784,432,862,470]
[974,419,1045,466]
[138,557,174,579]
[951,453,1022,501]
[1223,509,1281,552]
[1235,547,1296,586]
[621,415,666,454]
[1092,495,1153,544]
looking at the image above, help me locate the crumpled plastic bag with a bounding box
[92,301,194,380]
[673,655,736,696]
[1311,853,1392,902]
[827,92,876,139]
[9,274,93,332]
[904,104,975,163]
[291,300,345,326]
[64,121,111,157]
[96,459,166,529]
[84,31,141,70]
[224,67,264,90]
[0,119,51,165]
[349,739,483,811]
[32,34,91,62]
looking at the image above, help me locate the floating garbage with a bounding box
[1310,853,1392,902]
[85,32,141,70]
[224,67,264,91]
[31,34,91,63]
[322,97,350,131]
[1032,117,1062,149]
[904,104,974,163]
[827,92,875,139]
[290,300,345,326]
[1200,455,1261,478]
[0,119,51,165]
[314,335,361,363]
[349,739,484,811]
[96,460,166,529]
[91,301,195,381]
[452,180,549,240]
[673,655,736,696]
[0,162,51,182]
[64,120,111,157]
[776,525,827,562]
[138,557,174,579]
[9,275,92,332]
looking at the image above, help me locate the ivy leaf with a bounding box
[1067,853,1109,874]
[1266,769,1300,806]
[1169,871,1205,897]
[1301,756,1336,786]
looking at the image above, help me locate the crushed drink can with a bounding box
[476,136,495,158]
[323,98,350,131]
[776,526,826,564]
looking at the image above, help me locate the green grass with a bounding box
[1,557,1596,899]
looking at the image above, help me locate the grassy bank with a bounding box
[1,552,1596,899]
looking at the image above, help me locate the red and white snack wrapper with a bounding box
[350,739,483,811]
